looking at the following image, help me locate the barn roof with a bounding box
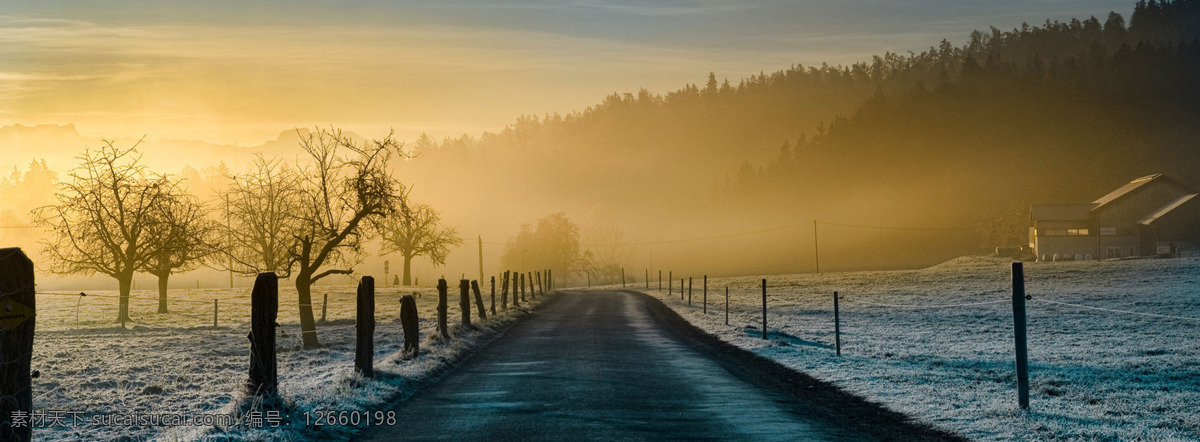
[1137,193,1199,226]
[1092,174,1163,209]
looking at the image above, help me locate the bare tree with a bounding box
[220,155,303,277]
[380,199,462,285]
[290,128,406,349]
[142,185,219,313]
[581,222,631,284]
[32,140,169,323]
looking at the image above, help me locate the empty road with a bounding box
[357,291,952,441]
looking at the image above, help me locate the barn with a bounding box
[1030,174,1200,261]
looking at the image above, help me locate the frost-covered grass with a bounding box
[31,281,549,441]
[610,257,1200,441]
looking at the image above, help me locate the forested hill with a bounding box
[399,0,1200,273]
[716,0,1200,229]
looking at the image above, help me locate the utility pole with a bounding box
[225,191,233,292]
[813,219,820,274]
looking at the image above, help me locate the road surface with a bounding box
[357,291,940,441]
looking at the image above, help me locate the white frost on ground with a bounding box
[31,281,549,441]
[607,256,1200,441]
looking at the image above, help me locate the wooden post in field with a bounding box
[472,280,486,321]
[658,270,662,291]
[436,279,449,338]
[668,271,672,295]
[688,277,692,305]
[213,299,219,327]
[547,269,553,291]
[645,269,649,289]
[501,271,510,309]
[247,272,278,398]
[0,248,35,441]
[536,271,544,297]
[761,279,767,339]
[527,272,534,299]
[459,279,471,327]
[621,268,626,287]
[490,276,496,316]
[587,272,591,288]
[725,287,729,325]
[320,293,328,323]
[1012,262,1030,409]
[400,294,420,357]
[355,276,375,378]
[680,279,683,300]
[833,291,841,357]
[703,275,707,314]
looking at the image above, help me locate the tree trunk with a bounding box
[403,254,413,286]
[117,271,133,324]
[295,273,322,349]
[157,272,170,314]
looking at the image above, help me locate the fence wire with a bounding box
[1033,298,1200,322]
[845,297,1009,309]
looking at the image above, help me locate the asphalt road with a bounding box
[356,290,896,441]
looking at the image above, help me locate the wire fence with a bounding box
[31,286,447,331]
[633,263,1200,414]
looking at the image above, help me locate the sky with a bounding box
[1,0,1133,145]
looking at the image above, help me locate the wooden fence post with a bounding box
[669,271,672,295]
[213,299,219,327]
[247,272,278,398]
[355,276,375,378]
[523,272,532,300]
[680,279,684,300]
[834,291,841,357]
[490,276,496,316]
[459,279,471,327]
[0,248,34,442]
[725,287,729,325]
[547,269,553,291]
[502,271,510,309]
[536,271,543,297]
[472,280,487,321]
[658,270,662,291]
[761,279,767,340]
[515,273,522,306]
[400,294,419,357]
[436,279,449,338]
[688,277,692,305]
[645,269,649,289]
[621,268,626,287]
[1012,262,1030,409]
[320,293,328,323]
[587,272,591,288]
[703,275,707,314]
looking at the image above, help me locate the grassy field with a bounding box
[618,256,1200,441]
[30,279,543,441]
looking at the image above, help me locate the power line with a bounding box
[478,219,972,248]
[819,221,972,232]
